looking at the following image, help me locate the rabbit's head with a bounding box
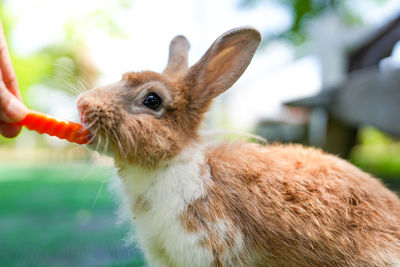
[77,27,261,167]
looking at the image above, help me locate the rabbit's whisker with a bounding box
[87,126,100,145]
[95,134,103,152]
[111,128,126,158]
[83,118,99,130]
[90,177,107,210]
[103,130,109,154]
[55,63,88,95]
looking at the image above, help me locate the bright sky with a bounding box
[5,0,400,130]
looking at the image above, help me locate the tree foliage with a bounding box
[239,0,388,44]
[0,0,131,144]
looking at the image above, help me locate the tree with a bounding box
[239,0,388,45]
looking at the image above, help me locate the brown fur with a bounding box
[77,27,400,266]
[181,142,400,266]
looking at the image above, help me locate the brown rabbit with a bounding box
[77,27,400,266]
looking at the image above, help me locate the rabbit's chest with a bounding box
[133,200,212,266]
[117,145,214,266]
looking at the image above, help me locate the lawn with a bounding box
[0,164,146,267]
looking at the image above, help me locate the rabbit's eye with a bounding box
[143,93,162,110]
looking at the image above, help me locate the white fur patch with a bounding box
[113,143,214,266]
[206,219,245,265]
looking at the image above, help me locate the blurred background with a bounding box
[0,0,399,266]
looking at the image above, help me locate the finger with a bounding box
[0,19,20,99]
[0,122,21,138]
[0,81,27,123]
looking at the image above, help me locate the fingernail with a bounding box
[7,97,27,122]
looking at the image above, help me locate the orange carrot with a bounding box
[17,110,92,145]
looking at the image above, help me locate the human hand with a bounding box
[0,19,27,138]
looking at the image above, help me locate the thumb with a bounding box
[0,82,27,123]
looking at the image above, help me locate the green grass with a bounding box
[0,164,146,267]
[350,127,400,191]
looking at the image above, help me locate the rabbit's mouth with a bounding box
[77,107,111,154]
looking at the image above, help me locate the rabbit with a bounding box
[76,26,400,266]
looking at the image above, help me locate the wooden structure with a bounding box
[286,14,400,158]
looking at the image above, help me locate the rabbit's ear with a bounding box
[163,35,190,77]
[184,27,261,112]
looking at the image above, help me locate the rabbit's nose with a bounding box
[77,90,104,111]
[76,96,90,114]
